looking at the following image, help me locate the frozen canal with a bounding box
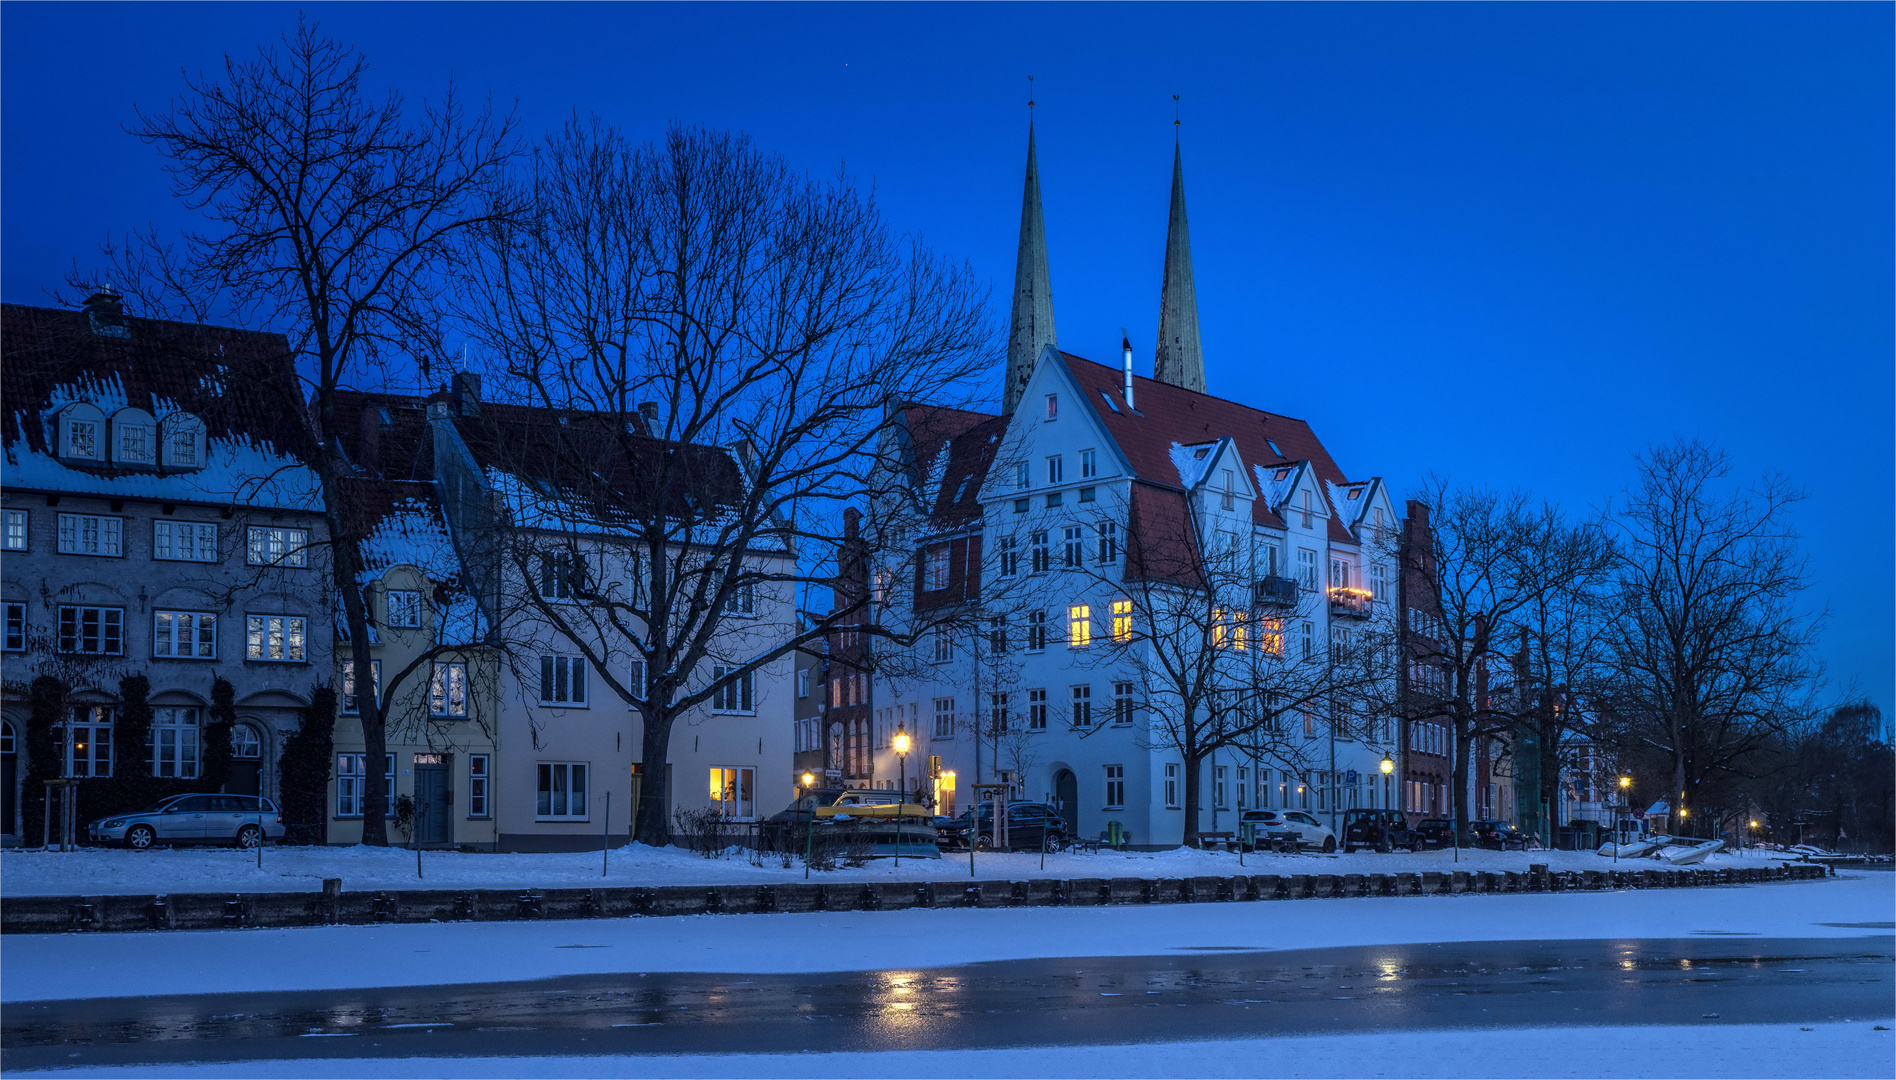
[4,934,1890,1072]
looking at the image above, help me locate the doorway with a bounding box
[413,762,450,845]
[227,724,264,796]
[1054,768,1078,835]
[2,721,16,837]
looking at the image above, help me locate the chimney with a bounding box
[1121,333,1135,411]
[83,285,130,339]
[451,372,482,416]
[358,405,382,477]
[843,506,861,540]
[636,401,660,434]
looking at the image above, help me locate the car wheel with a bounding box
[974,835,993,852]
[236,824,264,849]
[1046,836,1065,853]
[1321,836,1336,854]
[126,825,156,851]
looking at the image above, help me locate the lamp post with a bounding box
[1615,776,1631,862]
[892,726,911,868]
[801,771,817,879]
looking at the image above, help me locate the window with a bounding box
[153,610,216,658]
[796,668,810,699]
[998,536,1019,577]
[1112,682,1135,725]
[1104,765,1125,808]
[233,724,262,760]
[57,513,122,557]
[711,665,754,713]
[531,761,593,819]
[1046,455,1064,484]
[1097,520,1119,563]
[1080,449,1097,478]
[1045,393,1058,420]
[1016,461,1031,490]
[540,655,588,705]
[1027,610,1048,651]
[1371,563,1389,603]
[58,605,123,655]
[152,520,217,562]
[1062,525,1083,567]
[342,660,382,713]
[724,582,756,615]
[1259,617,1285,657]
[931,624,954,663]
[66,416,100,459]
[1330,557,1352,590]
[1030,530,1050,572]
[468,754,490,817]
[1164,763,1179,808]
[1067,604,1091,648]
[1303,709,1317,737]
[1297,548,1318,591]
[116,413,156,465]
[431,662,468,717]
[1261,542,1282,577]
[1046,491,1062,509]
[1027,688,1048,731]
[538,550,582,600]
[989,692,1009,734]
[58,706,115,777]
[1215,765,1229,808]
[1300,620,1315,659]
[710,766,756,819]
[386,590,423,628]
[988,615,1009,654]
[1070,685,1092,728]
[1110,598,1134,643]
[246,615,307,662]
[926,545,950,590]
[149,707,201,779]
[1078,486,1096,503]
[933,698,955,739]
[3,509,28,550]
[3,602,24,651]
[1221,470,1235,510]
[1238,767,1249,809]
[245,526,308,567]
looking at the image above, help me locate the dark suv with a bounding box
[1342,808,1418,853]
[1414,818,1456,849]
[936,801,1072,852]
[1469,819,1531,850]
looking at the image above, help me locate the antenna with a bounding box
[1029,75,1035,116]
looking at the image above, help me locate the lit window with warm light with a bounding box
[1110,599,1133,642]
[1068,604,1091,648]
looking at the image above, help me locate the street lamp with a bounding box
[800,771,818,879]
[892,725,911,868]
[1379,755,1394,775]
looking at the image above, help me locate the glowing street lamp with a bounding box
[892,725,911,868]
[1379,755,1395,775]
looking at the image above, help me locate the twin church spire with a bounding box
[1001,112,1206,413]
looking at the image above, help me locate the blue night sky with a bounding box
[5,2,1890,717]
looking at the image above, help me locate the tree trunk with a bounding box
[327,483,388,847]
[635,705,672,846]
[1452,715,1471,845]
[1181,748,1203,847]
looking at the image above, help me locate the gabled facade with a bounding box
[1,293,328,843]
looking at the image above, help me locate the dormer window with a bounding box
[160,412,207,470]
[56,402,107,463]
[110,408,158,468]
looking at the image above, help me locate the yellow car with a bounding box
[812,790,930,819]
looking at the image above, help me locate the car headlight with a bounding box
[102,820,126,829]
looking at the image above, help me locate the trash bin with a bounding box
[1107,820,1125,849]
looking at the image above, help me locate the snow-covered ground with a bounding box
[13,1022,1894,1079]
[0,840,1802,897]
[4,871,1885,1003]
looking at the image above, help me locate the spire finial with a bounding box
[1173,94,1180,139]
[1003,89,1056,412]
[1153,132,1205,394]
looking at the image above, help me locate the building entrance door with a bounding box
[2,721,16,837]
[414,764,450,845]
[1054,769,1078,835]
[227,724,263,796]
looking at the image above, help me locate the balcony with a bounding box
[1252,575,1298,610]
[1328,587,1373,619]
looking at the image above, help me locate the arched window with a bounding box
[232,724,262,759]
[149,707,201,779]
[56,402,107,463]
[109,407,158,467]
[56,706,114,777]
[159,412,207,470]
[1,720,15,755]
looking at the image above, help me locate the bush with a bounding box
[199,678,237,793]
[277,685,335,845]
[20,676,67,844]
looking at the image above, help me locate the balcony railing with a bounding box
[1252,575,1298,609]
[1328,587,1373,619]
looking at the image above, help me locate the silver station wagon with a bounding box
[89,794,284,849]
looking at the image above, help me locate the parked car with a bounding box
[1240,808,1336,853]
[765,788,853,827]
[936,801,1072,852]
[1412,818,1456,848]
[89,794,283,849]
[1469,819,1532,850]
[1341,808,1419,852]
[813,790,930,820]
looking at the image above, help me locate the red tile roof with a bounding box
[898,404,1005,530]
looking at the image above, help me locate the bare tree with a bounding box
[83,20,522,843]
[451,120,992,845]
[1402,482,1610,843]
[1594,439,1821,834]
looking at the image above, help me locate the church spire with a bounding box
[1153,133,1205,394]
[1003,107,1055,413]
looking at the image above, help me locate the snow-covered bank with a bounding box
[14,1022,1895,1079]
[3,872,1886,1003]
[0,840,1802,897]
